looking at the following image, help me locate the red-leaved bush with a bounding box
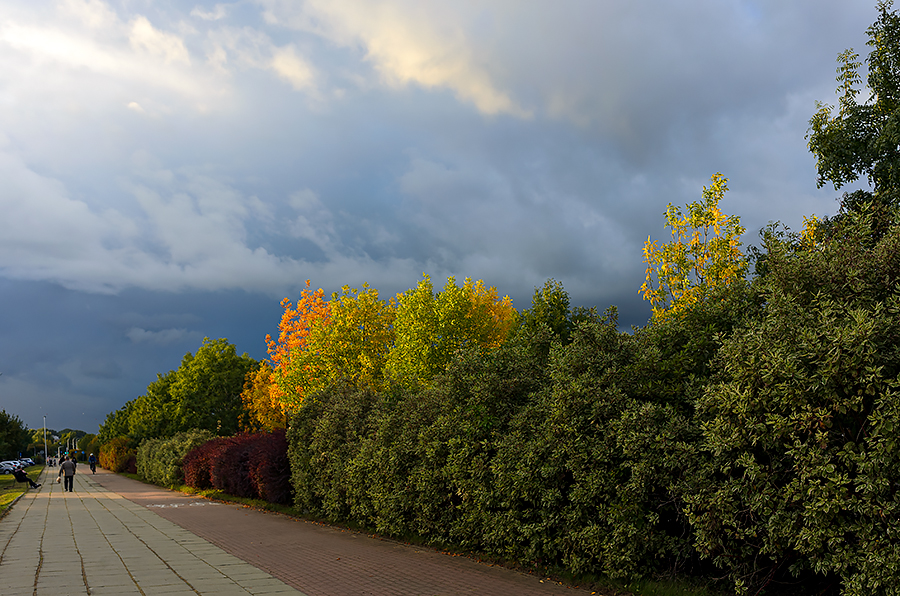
[248,429,291,505]
[183,431,291,505]
[210,434,257,498]
[183,436,229,489]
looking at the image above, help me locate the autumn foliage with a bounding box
[641,173,748,320]
[98,437,136,474]
[261,274,516,409]
[240,363,287,432]
[181,431,291,505]
[265,280,330,409]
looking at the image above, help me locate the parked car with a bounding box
[0,461,22,474]
[20,458,34,466]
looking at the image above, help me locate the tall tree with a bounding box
[127,371,177,439]
[170,338,257,436]
[385,275,517,389]
[641,173,747,321]
[266,280,330,407]
[279,283,396,405]
[99,338,256,442]
[0,410,29,460]
[808,0,900,215]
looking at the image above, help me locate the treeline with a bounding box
[99,338,257,443]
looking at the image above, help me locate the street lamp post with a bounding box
[43,416,47,465]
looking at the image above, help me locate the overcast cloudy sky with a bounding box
[0,0,878,434]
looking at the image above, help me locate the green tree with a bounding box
[169,338,257,437]
[99,338,256,442]
[515,279,595,348]
[78,433,100,458]
[0,410,30,460]
[808,0,900,216]
[127,371,177,439]
[99,403,133,444]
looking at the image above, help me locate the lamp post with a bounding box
[43,416,47,465]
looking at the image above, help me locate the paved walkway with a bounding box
[0,468,592,596]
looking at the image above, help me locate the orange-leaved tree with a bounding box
[281,283,396,400]
[265,280,330,408]
[641,173,747,320]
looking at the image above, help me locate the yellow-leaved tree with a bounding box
[240,363,288,432]
[384,274,517,389]
[641,173,747,320]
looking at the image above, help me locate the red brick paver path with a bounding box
[92,471,591,596]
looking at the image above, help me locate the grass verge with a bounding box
[0,466,45,519]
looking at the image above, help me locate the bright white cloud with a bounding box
[129,15,191,65]
[0,10,215,108]
[258,0,531,117]
[202,26,319,94]
[270,44,315,90]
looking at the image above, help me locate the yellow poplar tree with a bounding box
[641,173,747,320]
[385,274,517,389]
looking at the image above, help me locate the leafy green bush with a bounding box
[488,311,698,580]
[136,430,215,487]
[684,207,900,595]
[286,302,725,582]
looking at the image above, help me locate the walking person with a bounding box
[58,455,76,492]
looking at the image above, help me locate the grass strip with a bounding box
[0,465,45,519]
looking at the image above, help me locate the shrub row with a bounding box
[183,430,291,505]
[136,430,215,487]
[288,310,708,582]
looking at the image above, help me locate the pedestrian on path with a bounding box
[59,455,76,492]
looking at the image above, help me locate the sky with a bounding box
[0,0,879,434]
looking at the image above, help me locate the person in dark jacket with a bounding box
[13,467,40,489]
[58,456,76,492]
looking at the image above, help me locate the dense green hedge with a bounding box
[683,208,900,595]
[287,207,900,595]
[287,299,725,581]
[136,430,215,487]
